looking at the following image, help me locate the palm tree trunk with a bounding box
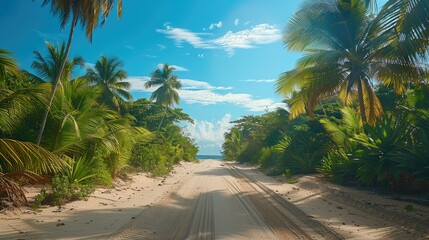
[157,107,167,131]
[318,100,328,118]
[357,79,367,123]
[36,13,78,145]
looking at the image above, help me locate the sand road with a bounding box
[109,160,340,240]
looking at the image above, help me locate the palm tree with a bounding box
[86,55,132,112]
[37,0,123,145]
[377,0,429,62]
[276,0,427,125]
[30,42,84,84]
[145,64,182,130]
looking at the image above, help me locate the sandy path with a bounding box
[109,160,339,240]
[2,159,428,239]
[0,162,201,240]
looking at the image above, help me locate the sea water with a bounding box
[197,155,223,160]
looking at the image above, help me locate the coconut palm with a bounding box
[276,0,427,125]
[86,55,132,112]
[30,42,84,84]
[37,0,123,145]
[145,64,182,130]
[377,0,429,61]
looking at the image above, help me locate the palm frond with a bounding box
[0,139,67,174]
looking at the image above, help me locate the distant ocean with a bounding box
[197,155,223,160]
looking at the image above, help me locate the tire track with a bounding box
[188,192,215,240]
[225,163,343,240]
[109,162,215,240]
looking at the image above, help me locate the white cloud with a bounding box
[144,54,157,58]
[178,89,284,112]
[198,53,204,58]
[157,44,166,50]
[234,19,240,26]
[184,114,233,148]
[124,45,135,50]
[84,62,95,70]
[209,21,223,30]
[157,23,281,56]
[180,79,232,90]
[244,21,251,26]
[210,24,281,56]
[157,63,189,72]
[244,79,276,83]
[156,24,213,48]
[127,76,157,92]
[127,76,284,112]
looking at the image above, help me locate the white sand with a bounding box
[1,160,428,239]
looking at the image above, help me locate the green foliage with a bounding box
[318,150,359,184]
[320,107,429,191]
[127,98,193,131]
[33,175,93,208]
[258,147,277,169]
[405,204,414,212]
[130,141,172,177]
[63,157,96,185]
[282,169,298,184]
[274,122,329,174]
[352,114,413,186]
[86,55,132,112]
[129,128,198,176]
[223,110,289,162]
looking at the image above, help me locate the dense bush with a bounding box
[130,141,172,177]
[33,175,93,208]
[319,108,429,191]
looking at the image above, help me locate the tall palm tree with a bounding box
[37,0,123,145]
[276,0,427,125]
[86,55,132,112]
[145,64,182,130]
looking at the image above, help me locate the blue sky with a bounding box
[0,0,387,155]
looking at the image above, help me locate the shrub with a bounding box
[130,142,171,177]
[33,175,93,208]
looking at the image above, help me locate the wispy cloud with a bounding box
[157,63,189,72]
[198,53,204,58]
[127,76,284,112]
[126,76,157,91]
[178,89,284,112]
[144,54,157,58]
[157,23,281,56]
[244,79,276,83]
[211,24,281,56]
[32,29,65,42]
[234,19,240,26]
[84,62,95,70]
[180,79,232,90]
[124,45,135,50]
[156,24,213,48]
[209,21,223,30]
[157,44,166,50]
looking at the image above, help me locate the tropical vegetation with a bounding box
[0,1,198,210]
[223,0,429,193]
